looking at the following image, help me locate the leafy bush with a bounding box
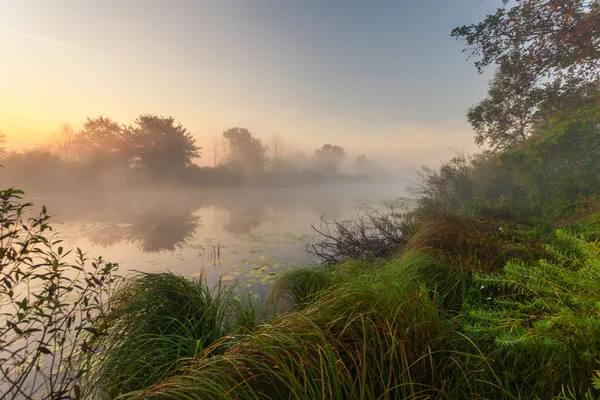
[0,188,121,399]
[411,101,600,222]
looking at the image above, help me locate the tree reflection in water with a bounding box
[86,193,203,253]
[42,186,377,254]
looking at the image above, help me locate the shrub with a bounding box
[306,207,415,265]
[407,212,543,273]
[0,187,121,399]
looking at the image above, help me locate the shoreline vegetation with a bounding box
[2,179,600,399]
[3,0,600,398]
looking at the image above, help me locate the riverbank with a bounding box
[84,202,600,399]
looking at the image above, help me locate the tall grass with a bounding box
[84,272,262,399]
[82,211,600,399]
[111,262,510,400]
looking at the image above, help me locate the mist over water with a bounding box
[36,183,411,294]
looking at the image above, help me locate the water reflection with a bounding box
[88,207,201,253]
[32,184,407,255]
[220,192,267,234]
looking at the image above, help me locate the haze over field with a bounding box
[0,0,498,170]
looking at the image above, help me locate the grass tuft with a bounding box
[85,271,261,398]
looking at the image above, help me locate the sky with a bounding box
[0,0,499,169]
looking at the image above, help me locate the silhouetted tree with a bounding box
[52,123,77,160]
[130,115,200,174]
[314,144,346,175]
[210,133,229,167]
[353,154,370,169]
[75,116,131,165]
[0,132,6,159]
[270,134,286,162]
[222,127,266,173]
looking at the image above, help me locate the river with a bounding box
[27,182,412,298]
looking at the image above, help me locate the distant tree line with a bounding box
[0,114,391,193]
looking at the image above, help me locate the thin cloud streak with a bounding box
[0,25,107,57]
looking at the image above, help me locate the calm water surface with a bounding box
[32,183,411,296]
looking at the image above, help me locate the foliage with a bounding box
[74,116,131,166]
[0,187,121,399]
[270,267,334,310]
[351,154,392,180]
[112,269,486,400]
[407,212,541,272]
[51,123,77,161]
[129,114,201,175]
[467,58,545,150]
[60,197,600,399]
[453,0,600,166]
[464,230,600,398]
[451,0,600,81]
[411,152,474,212]
[270,258,387,312]
[497,97,600,216]
[412,95,600,220]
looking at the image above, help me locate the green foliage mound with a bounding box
[464,230,600,398]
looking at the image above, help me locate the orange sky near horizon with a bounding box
[0,0,493,169]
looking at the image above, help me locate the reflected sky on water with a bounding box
[29,183,412,294]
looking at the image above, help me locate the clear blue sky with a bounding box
[0,0,499,167]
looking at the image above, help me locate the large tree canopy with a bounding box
[452,0,600,80]
[75,116,131,165]
[455,0,600,150]
[130,115,200,174]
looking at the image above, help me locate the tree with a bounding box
[52,123,76,160]
[352,154,379,176]
[467,58,545,150]
[313,144,346,175]
[222,127,266,172]
[451,0,600,81]
[270,134,286,162]
[74,116,131,165]
[454,1,600,150]
[130,115,200,174]
[0,131,6,158]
